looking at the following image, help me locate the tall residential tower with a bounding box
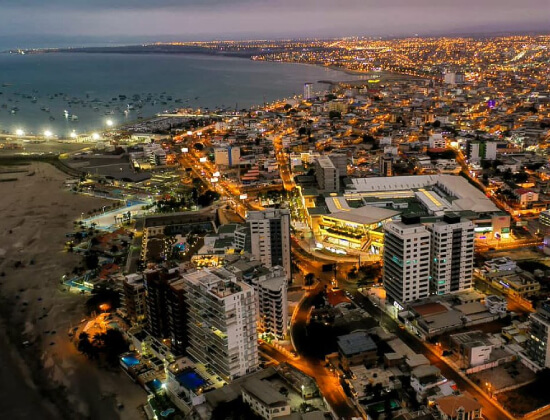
[247,209,291,280]
[383,216,431,306]
[427,214,475,295]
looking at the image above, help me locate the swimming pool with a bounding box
[175,370,206,391]
[146,378,163,393]
[121,354,140,368]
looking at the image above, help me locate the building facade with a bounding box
[214,146,240,167]
[143,268,188,355]
[525,302,550,370]
[383,216,431,306]
[183,268,259,381]
[247,209,291,280]
[303,82,313,100]
[427,214,475,295]
[315,156,339,193]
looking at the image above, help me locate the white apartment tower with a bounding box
[247,209,291,280]
[303,82,314,100]
[183,268,258,381]
[383,216,431,306]
[428,214,475,295]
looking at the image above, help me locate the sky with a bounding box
[1,0,549,47]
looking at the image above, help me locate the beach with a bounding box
[0,162,146,419]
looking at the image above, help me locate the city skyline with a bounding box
[1,0,549,46]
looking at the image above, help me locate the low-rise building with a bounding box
[337,331,378,369]
[484,270,540,298]
[485,295,507,316]
[410,365,448,403]
[483,257,517,273]
[450,331,493,368]
[241,378,291,419]
[435,395,483,420]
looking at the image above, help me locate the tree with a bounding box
[283,103,292,111]
[298,127,307,137]
[103,329,129,366]
[502,168,513,181]
[362,134,376,144]
[305,273,315,286]
[77,332,98,359]
[329,110,341,119]
[433,119,441,128]
[84,252,99,270]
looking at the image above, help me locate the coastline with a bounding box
[0,162,146,420]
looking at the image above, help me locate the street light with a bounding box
[106,119,114,127]
[15,129,24,136]
[70,130,77,139]
[44,130,53,138]
[92,133,100,140]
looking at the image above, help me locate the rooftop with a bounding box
[241,378,288,407]
[337,331,377,356]
[436,395,482,417]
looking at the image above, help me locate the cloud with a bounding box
[0,0,548,40]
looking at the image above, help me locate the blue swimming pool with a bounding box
[175,370,206,391]
[121,354,140,367]
[146,379,163,393]
[174,242,187,252]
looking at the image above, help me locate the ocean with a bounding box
[0,52,362,136]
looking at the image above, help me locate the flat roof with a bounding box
[348,175,499,213]
[411,302,448,317]
[323,204,399,225]
[337,331,377,356]
[241,378,288,407]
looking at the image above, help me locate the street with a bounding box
[351,292,513,420]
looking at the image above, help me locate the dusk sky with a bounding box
[1,0,549,44]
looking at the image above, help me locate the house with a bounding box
[336,331,378,369]
[435,395,483,420]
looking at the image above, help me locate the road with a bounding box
[288,278,360,419]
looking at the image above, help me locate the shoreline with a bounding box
[0,51,365,139]
[0,161,145,420]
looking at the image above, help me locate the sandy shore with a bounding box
[0,162,146,420]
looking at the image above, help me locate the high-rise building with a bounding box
[427,214,475,295]
[122,273,147,325]
[468,141,498,162]
[143,268,188,355]
[444,71,457,85]
[183,268,258,381]
[226,258,288,339]
[315,156,339,193]
[214,146,240,167]
[525,302,550,370]
[380,154,393,177]
[303,82,313,100]
[329,153,348,176]
[383,216,431,306]
[247,209,291,280]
